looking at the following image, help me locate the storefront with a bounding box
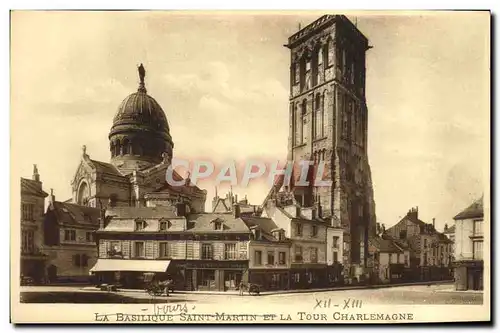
[89,259,173,288]
[327,262,344,286]
[21,255,47,284]
[179,261,248,292]
[290,264,328,289]
[454,260,483,291]
[248,269,290,291]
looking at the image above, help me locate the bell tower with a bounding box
[284,15,377,277]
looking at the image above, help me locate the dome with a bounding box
[112,91,170,133]
[108,64,174,173]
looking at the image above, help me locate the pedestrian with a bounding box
[239,281,245,296]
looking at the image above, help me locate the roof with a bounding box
[187,213,250,233]
[454,197,484,220]
[241,216,282,242]
[436,232,453,244]
[369,237,403,253]
[444,225,456,234]
[90,160,125,178]
[49,201,100,226]
[106,206,178,219]
[101,211,251,234]
[21,178,48,197]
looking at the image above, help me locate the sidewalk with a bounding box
[82,280,455,296]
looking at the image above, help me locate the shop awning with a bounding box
[89,259,172,273]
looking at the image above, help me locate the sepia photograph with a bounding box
[10,10,490,324]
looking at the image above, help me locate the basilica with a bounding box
[41,65,207,283]
[71,64,207,212]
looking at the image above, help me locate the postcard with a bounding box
[10,10,490,324]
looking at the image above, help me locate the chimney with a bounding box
[32,164,40,182]
[235,194,238,204]
[432,218,436,228]
[176,202,187,217]
[233,203,241,218]
[49,188,55,203]
[444,223,448,232]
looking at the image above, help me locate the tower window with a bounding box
[122,139,129,155]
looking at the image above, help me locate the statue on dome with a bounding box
[138,63,146,83]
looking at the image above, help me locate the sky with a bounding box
[11,11,490,231]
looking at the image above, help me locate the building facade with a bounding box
[42,190,100,283]
[20,166,48,283]
[367,236,408,284]
[281,14,377,279]
[261,196,329,289]
[385,207,453,281]
[92,204,251,291]
[453,197,484,291]
[326,217,344,284]
[242,216,292,290]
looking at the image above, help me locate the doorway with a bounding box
[47,265,57,284]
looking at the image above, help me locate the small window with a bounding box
[295,245,303,261]
[310,247,318,263]
[214,221,223,231]
[279,252,286,265]
[311,225,318,237]
[135,220,145,231]
[224,243,237,260]
[134,241,145,258]
[254,229,261,240]
[332,236,339,249]
[255,250,262,265]
[202,243,213,260]
[267,252,275,265]
[296,224,303,236]
[159,220,169,231]
[159,242,170,258]
[73,254,81,267]
[86,232,93,242]
[64,230,76,241]
[81,254,89,267]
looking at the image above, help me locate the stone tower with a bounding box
[284,15,377,276]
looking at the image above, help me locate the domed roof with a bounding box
[112,91,170,132]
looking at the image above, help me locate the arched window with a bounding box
[312,47,321,87]
[314,94,321,139]
[295,103,301,146]
[114,141,121,156]
[77,182,90,206]
[299,56,306,92]
[123,138,129,155]
[322,92,327,137]
[301,99,307,144]
[110,142,115,157]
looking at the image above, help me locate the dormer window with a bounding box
[135,219,145,231]
[211,218,224,231]
[272,228,285,241]
[159,218,171,231]
[254,229,261,240]
[250,226,261,240]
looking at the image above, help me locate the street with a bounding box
[19,283,483,305]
